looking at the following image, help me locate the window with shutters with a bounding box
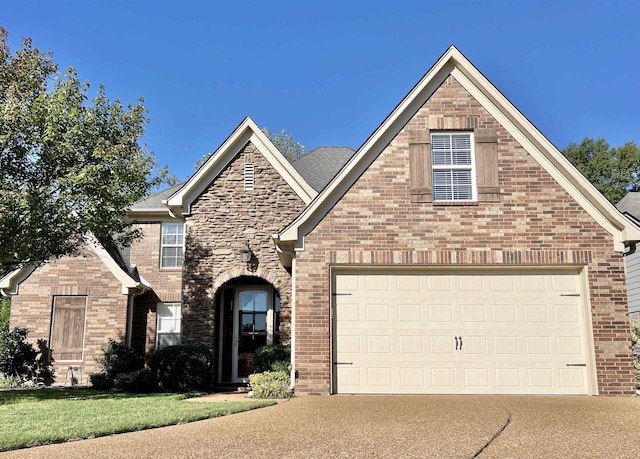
[156,303,182,348]
[431,132,477,201]
[50,296,87,361]
[160,223,184,268]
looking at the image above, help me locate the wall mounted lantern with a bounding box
[239,240,253,264]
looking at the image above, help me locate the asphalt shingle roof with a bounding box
[616,191,640,220]
[291,146,356,192]
[128,182,185,211]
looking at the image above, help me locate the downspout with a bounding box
[290,253,297,391]
[623,241,637,256]
[126,294,135,347]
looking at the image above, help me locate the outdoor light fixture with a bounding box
[239,240,253,264]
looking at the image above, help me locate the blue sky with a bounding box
[3,1,639,180]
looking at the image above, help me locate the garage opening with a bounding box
[332,269,595,395]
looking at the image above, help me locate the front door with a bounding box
[234,288,269,381]
[219,285,280,383]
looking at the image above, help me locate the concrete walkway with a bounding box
[2,395,639,458]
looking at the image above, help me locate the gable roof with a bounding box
[277,45,640,252]
[291,146,356,192]
[0,235,147,296]
[617,192,640,220]
[166,117,317,216]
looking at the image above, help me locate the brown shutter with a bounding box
[51,297,86,361]
[475,128,499,202]
[408,130,432,203]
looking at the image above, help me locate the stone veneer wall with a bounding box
[294,75,634,395]
[9,246,129,383]
[182,141,306,359]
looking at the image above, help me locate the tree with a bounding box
[193,127,305,171]
[562,137,640,204]
[0,26,168,272]
[261,127,305,160]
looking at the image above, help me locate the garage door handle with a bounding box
[334,362,353,365]
[566,363,586,367]
[455,336,462,350]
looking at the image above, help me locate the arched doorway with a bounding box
[216,276,281,383]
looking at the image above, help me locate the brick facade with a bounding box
[181,141,306,373]
[9,246,129,383]
[129,222,183,355]
[293,76,634,395]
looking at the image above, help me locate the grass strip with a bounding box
[0,388,275,451]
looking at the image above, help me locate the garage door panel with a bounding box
[334,271,591,395]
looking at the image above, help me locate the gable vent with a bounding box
[244,163,255,190]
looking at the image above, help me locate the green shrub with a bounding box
[253,344,290,373]
[90,339,144,389]
[31,339,55,386]
[148,345,213,392]
[249,371,293,399]
[0,327,55,386]
[89,372,112,390]
[0,375,19,387]
[114,367,156,393]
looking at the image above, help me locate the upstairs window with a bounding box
[431,133,476,201]
[161,223,184,268]
[244,163,255,190]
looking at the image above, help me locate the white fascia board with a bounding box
[125,210,178,221]
[165,117,316,216]
[87,236,141,295]
[448,55,640,250]
[278,49,456,244]
[0,265,36,296]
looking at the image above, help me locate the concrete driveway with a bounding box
[2,395,639,458]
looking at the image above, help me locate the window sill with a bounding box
[432,201,479,206]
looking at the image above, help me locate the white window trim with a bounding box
[160,222,184,269]
[156,302,182,349]
[431,132,477,202]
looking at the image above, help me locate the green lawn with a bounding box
[0,389,275,451]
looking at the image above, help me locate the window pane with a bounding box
[157,303,181,348]
[161,223,184,268]
[451,134,471,150]
[239,290,268,312]
[158,333,181,348]
[431,150,451,166]
[433,169,472,201]
[254,313,266,333]
[431,134,450,150]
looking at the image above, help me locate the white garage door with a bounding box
[333,271,593,395]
